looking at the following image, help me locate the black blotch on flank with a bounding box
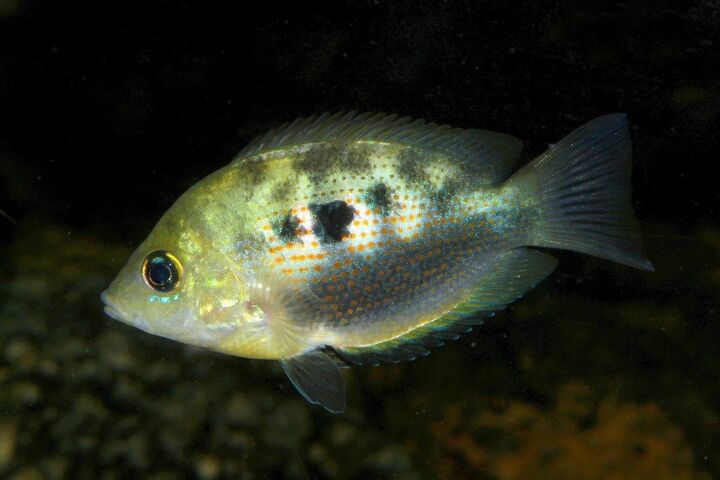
[310,200,355,243]
[272,212,300,243]
[363,183,392,216]
[432,183,458,214]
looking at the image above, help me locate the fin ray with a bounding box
[508,114,654,271]
[280,349,346,413]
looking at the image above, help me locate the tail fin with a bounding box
[509,114,654,271]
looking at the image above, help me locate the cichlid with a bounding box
[102,112,653,412]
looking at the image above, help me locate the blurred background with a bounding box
[0,1,718,478]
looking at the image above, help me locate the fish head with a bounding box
[101,193,248,350]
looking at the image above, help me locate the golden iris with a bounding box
[142,250,182,292]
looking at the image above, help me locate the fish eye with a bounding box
[142,250,182,292]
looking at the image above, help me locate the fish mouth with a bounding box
[100,290,234,347]
[101,290,153,333]
[101,290,125,321]
[101,290,151,331]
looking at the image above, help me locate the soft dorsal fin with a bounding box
[280,349,346,413]
[234,112,523,183]
[337,248,558,366]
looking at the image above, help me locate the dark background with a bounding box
[1,1,719,479]
[0,0,717,234]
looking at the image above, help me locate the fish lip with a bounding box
[101,289,156,334]
[101,290,124,321]
[103,305,124,321]
[100,291,235,346]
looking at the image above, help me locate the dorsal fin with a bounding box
[234,112,523,183]
[336,248,558,366]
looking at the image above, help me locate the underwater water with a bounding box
[1,1,719,479]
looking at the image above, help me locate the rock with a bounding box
[329,422,357,447]
[364,445,416,475]
[0,309,47,339]
[51,337,89,362]
[6,382,41,408]
[308,443,339,478]
[194,454,221,480]
[225,393,263,428]
[156,426,190,459]
[262,401,310,449]
[73,359,111,384]
[4,338,39,373]
[146,472,181,480]
[38,359,60,377]
[51,393,108,439]
[97,331,135,371]
[112,374,144,405]
[100,433,148,469]
[100,471,121,480]
[109,415,140,437]
[224,430,255,450]
[144,359,181,384]
[9,466,43,480]
[41,406,59,423]
[125,433,149,470]
[39,456,69,480]
[7,276,51,302]
[0,419,18,471]
[75,435,98,453]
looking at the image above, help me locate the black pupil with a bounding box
[149,262,172,286]
[143,250,179,292]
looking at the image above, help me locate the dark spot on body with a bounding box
[363,183,393,216]
[431,183,458,214]
[396,146,429,184]
[242,159,271,186]
[270,179,295,205]
[292,142,375,186]
[310,200,355,243]
[272,212,300,243]
[344,143,374,173]
[292,143,344,184]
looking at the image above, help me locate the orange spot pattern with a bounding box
[257,184,510,328]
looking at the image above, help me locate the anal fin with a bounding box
[338,248,558,366]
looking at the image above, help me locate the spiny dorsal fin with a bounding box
[234,112,523,183]
[337,248,558,366]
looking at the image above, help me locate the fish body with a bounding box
[103,112,653,412]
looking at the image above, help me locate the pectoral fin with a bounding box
[280,349,346,413]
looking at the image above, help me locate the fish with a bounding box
[102,112,653,413]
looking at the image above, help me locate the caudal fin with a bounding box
[509,114,654,271]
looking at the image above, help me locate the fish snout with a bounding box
[101,290,124,321]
